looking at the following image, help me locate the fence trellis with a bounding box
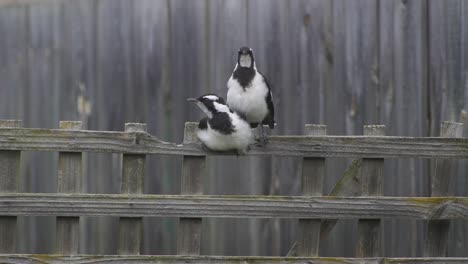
[0,119,466,263]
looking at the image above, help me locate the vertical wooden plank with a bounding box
[0,7,27,120]
[203,0,250,256]
[118,123,146,255]
[133,0,178,255]
[424,121,463,257]
[427,3,467,256]
[177,122,205,255]
[452,0,468,256]
[428,0,464,131]
[294,0,333,125]
[59,0,97,254]
[0,120,22,253]
[297,124,326,256]
[22,3,63,253]
[356,125,384,257]
[379,0,428,257]
[330,0,379,256]
[91,0,132,254]
[56,121,82,254]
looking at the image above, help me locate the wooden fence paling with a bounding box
[0,120,22,253]
[177,122,205,255]
[56,121,82,254]
[297,124,326,256]
[424,121,463,257]
[357,125,385,257]
[118,123,146,255]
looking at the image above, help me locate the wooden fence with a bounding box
[0,119,467,263]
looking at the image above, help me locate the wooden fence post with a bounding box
[356,125,385,257]
[0,120,22,253]
[177,122,205,255]
[56,121,82,254]
[424,121,463,257]
[297,124,326,256]
[118,123,146,255]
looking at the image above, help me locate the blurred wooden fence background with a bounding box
[0,0,467,257]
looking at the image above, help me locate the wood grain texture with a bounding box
[319,158,363,240]
[432,0,468,256]
[118,123,146,255]
[428,0,465,132]
[56,121,82,254]
[0,0,466,257]
[0,120,21,253]
[0,194,464,219]
[1,128,468,158]
[424,122,463,257]
[379,0,429,257]
[204,0,255,254]
[0,255,465,264]
[357,126,384,257]
[330,0,380,255]
[298,125,326,256]
[132,0,178,254]
[177,123,204,255]
[430,122,463,197]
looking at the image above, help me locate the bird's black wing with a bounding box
[209,112,235,134]
[198,118,208,130]
[258,72,276,129]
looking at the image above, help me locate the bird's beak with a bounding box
[186,98,198,103]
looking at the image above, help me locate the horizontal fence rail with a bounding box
[0,255,467,264]
[0,194,466,219]
[1,127,468,158]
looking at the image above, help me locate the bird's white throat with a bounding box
[239,54,252,67]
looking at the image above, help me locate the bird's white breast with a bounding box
[227,72,269,124]
[197,112,252,152]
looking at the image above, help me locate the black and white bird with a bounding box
[187,94,253,154]
[227,46,275,142]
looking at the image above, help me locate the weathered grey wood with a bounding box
[177,123,204,255]
[424,121,463,257]
[379,0,430,256]
[56,121,82,254]
[428,0,465,135]
[0,0,465,257]
[0,255,465,264]
[0,194,465,219]
[298,125,326,256]
[118,123,146,255]
[357,125,385,257]
[2,127,468,158]
[431,122,463,196]
[320,159,362,238]
[0,120,22,253]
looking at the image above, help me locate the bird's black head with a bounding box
[187,94,229,118]
[237,46,254,68]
